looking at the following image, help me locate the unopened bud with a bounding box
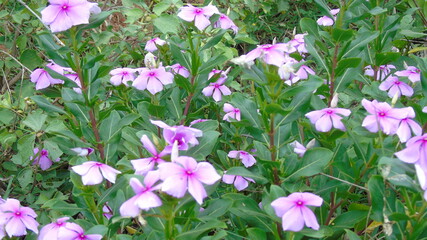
[306,139,316,149]
[330,93,339,108]
[391,92,399,107]
[272,37,277,45]
[144,52,157,69]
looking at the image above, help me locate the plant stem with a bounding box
[180,75,196,125]
[328,43,340,107]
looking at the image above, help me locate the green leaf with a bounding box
[226,167,268,184]
[153,15,180,34]
[43,199,83,216]
[282,74,324,97]
[199,199,233,220]
[300,18,320,39]
[20,49,43,70]
[305,35,330,76]
[200,29,227,52]
[369,6,387,15]
[17,167,33,189]
[367,175,385,222]
[22,110,47,132]
[174,74,193,93]
[44,140,63,160]
[79,11,114,31]
[335,58,361,77]
[247,228,267,239]
[332,28,354,43]
[344,229,362,240]
[285,148,333,180]
[375,52,401,66]
[341,31,379,58]
[86,225,108,236]
[170,43,191,71]
[147,103,166,118]
[332,210,368,228]
[176,220,226,240]
[191,120,219,132]
[0,108,15,124]
[31,96,66,114]
[99,111,121,142]
[84,54,105,69]
[187,131,220,160]
[153,1,171,15]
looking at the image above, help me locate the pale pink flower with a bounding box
[396,107,422,142]
[364,65,396,80]
[64,72,82,94]
[317,16,334,26]
[395,134,427,200]
[145,37,166,52]
[379,76,413,98]
[177,4,220,31]
[41,0,100,33]
[38,217,69,240]
[214,14,238,34]
[120,172,162,217]
[361,99,406,134]
[305,107,351,132]
[71,147,94,157]
[0,198,39,237]
[228,150,256,168]
[202,69,231,102]
[190,119,208,126]
[170,64,190,78]
[290,141,306,157]
[222,172,254,191]
[131,135,167,175]
[289,33,307,54]
[57,222,102,240]
[72,161,121,185]
[158,156,221,204]
[246,43,293,66]
[133,67,174,94]
[109,68,137,86]
[330,8,340,15]
[423,107,427,113]
[223,103,241,122]
[271,192,323,232]
[395,66,421,83]
[30,68,63,90]
[150,120,203,152]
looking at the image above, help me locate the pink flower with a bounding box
[214,14,238,34]
[170,64,190,78]
[30,68,63,90]
[246,43,293,66]
[72,161,121,185]
[395,134,427,200]
[330,8,340,15]
[305,107,351,132]
[290,141,306,157]
[379,76,413,98]
[109,68,137,86]
[57,222,102,240]
[202,69,232,102]
[271,192,323,232]
[395,66,421,83]
[71,147,94,157]
[41,0,100,33]
[150,120,203,152]
[228,150,256,168]
[0,198,39,237]
[133,67,174,94]
[64,72,82,94]
[222,172,254,191]
[131,135,167,175]
[177,4,220,31]
[317,16,334,26]
[145,37,166,52]
[120,172,162,217]
[361,99,405,135]
[289,33,307,54]
[38,217,69,240]
[31,148,60,171]
[396,107,422,142]
[364,65,396,80]
[423,106,427,113]
[158,156,221,204]
[223,103,241,122]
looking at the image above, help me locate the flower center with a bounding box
[40,150,48,156]
[122,71,128,75]
[149,72,156,77]
[423,137,427,142]
[95,163,103,167]
[296,201,304,206]
[14,211,21,216]
[378,112,386,117]
[326,110,333,114]
[234,109,240,113]
[214,83,220,88]
[185,170,193,176]
[62,5,69,10]
[394,81,401,85]
[195,8,203,14]
[78,234,86,240]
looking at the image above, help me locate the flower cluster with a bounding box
[31,60,82,92]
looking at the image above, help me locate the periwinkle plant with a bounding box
[1,0,427,239]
